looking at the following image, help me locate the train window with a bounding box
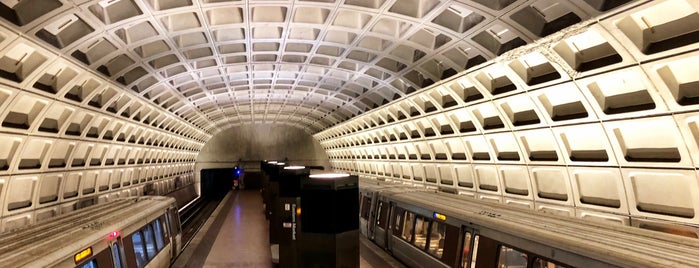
[165,211,174,240]
[401,211,416,241]
[497,245,528,268]
[153,219,164,251]
[79,248,113,268]
[460,232,473,268]
[131,232,147,268]
[470,235,480,268]
[413,216,430,250]
[164,214,172,235]
[393,207,404,236]
[428,221,446,258]
[143,225,157,259]
[79,259,98,268]
[112,244,123,268]
[533,258,570,268]
[376,201,389,228]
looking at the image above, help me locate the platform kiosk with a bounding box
[276,166,309,267]
[260,160,278,219]
[299,173,359,268]
[267,162,286,247]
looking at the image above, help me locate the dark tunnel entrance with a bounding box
[200,168,235,200]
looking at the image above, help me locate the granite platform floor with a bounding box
[172,190,404,268]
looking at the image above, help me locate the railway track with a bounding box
[178,197,221,250]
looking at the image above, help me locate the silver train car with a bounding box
[359,178,699,268]
[0,196,182,267]
[359,177,428,245]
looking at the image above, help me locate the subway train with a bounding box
[359,178,699,268]
[0,196,181,267]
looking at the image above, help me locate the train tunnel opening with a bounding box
[200,168,235,200]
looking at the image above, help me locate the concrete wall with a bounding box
[194,124,330,194]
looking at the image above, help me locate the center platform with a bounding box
[172,190,404,267]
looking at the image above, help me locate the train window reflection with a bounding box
[533,258,570,268]
[131,232,146,268]
[497,245,528,268]
[394,210,402,234]
[460,232,473,268]
[153,219,164,251]
[413,216,430,250]
[470,235,480,268]
[79,259,97,268]
[401,211,415,241]
[160,217,170,240]
[143,225,157,260]
[112,243,123,268]
[428,221,446,258]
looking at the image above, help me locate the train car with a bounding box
[359,177,428,249]
[360,181,699,268]
[0,196,182,268]
[359,177,394,238]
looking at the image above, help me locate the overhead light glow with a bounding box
[309,173,350,179]
[284,166,305,170]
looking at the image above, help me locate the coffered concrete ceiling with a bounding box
[0,0,628,134]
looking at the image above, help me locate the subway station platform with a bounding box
[172,190,404,268]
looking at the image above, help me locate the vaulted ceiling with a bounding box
[0,0,629,134]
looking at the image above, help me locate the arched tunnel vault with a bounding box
[316,0,699,236]
[0,0,693,235]
[0,0,617,133]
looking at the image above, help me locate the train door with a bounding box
[383,201,394,249]
[109,237,126,268]
[459,227,477,268]
[460,232,528,268]
[359,194,372,237]
[156,215,172,262]
[372,199,390,247]
[387,204,404,254]
[166,207,182,259]
[367,192,378,239]
[428,220,460,268]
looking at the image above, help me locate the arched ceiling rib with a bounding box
[0,0,625,134]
